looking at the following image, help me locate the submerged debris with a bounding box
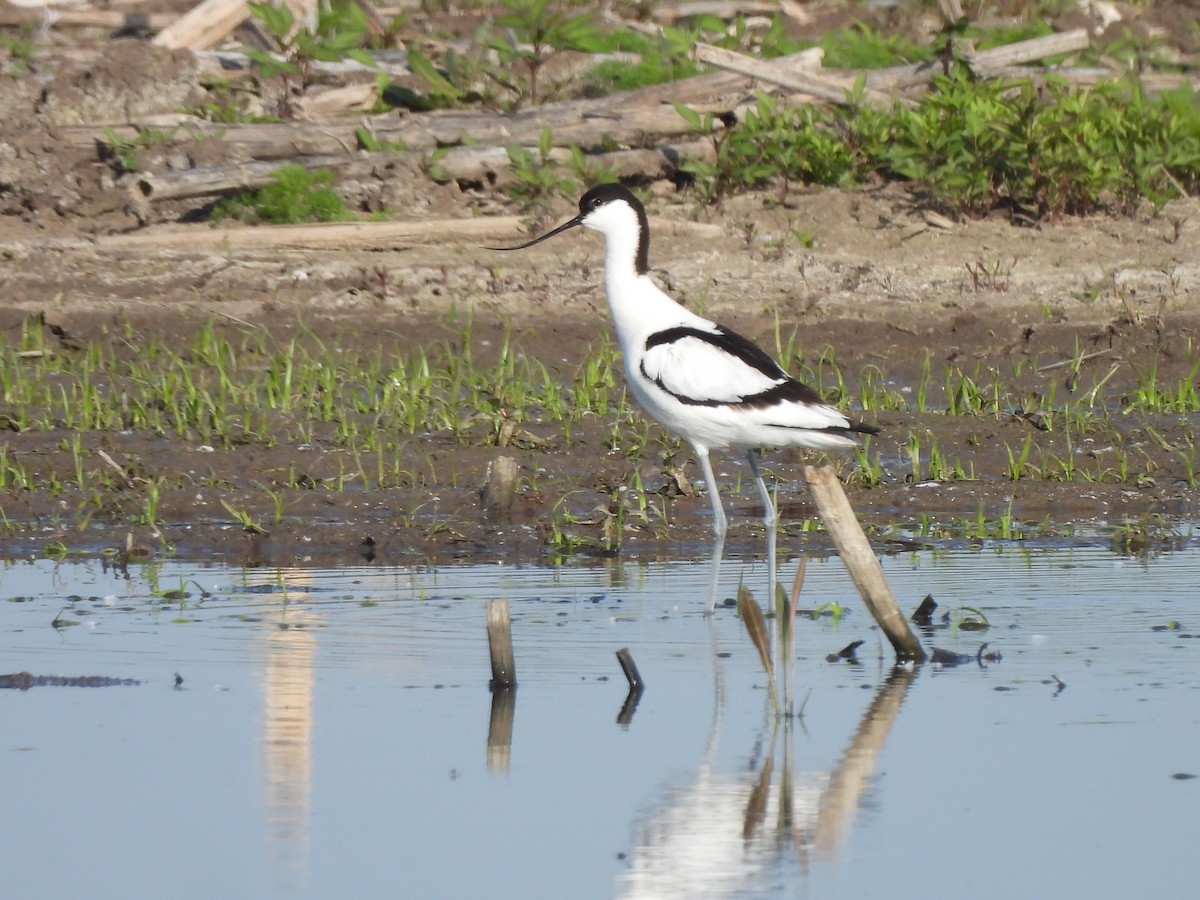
[0,672,141,690]
[911,594,938,626]
[826,640,865,663]
[929,643,1000,668]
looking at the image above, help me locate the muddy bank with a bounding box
[1,271,1197,568]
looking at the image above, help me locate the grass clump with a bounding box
[815,23,932,69]
[0,22,36,75]
[246,0,375,107]
[679,93,864,198]
[212,165,350,224]
[585,27,702,94]
[488,0,603,106]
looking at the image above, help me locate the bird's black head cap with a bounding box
[578,183,650,275]
[490,183,650,276]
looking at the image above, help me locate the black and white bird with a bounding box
[496,184,877,613]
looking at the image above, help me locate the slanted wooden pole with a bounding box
[615,647,644,727]
[804,466,926,662]
[615,647,643,691]
[486,599,517,689]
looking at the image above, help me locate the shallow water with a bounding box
[2,547,1198,899]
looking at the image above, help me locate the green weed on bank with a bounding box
[212,165,350,224]
[678,75,1200,217]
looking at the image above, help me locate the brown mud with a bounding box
[1,8,1198,567]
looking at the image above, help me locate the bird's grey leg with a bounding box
[747,449,777,609]
[694,445,726,616]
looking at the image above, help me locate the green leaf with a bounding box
[245,47,298,79]
[248,1,294,42]
[407,49,461,101]
[673,103,702,128]
[345,49,377,69]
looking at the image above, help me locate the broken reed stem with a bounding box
[788,557,806,652]
[486,599,517,689]
[780,556,807,717]
[97,449,136,489]
[615,647,644,691]
[804,465,927,663]
[738,584,781,717]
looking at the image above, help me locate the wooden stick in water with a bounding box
[804,466,927,663]
[486,599,517,689]
[480,455,518,517]
[615,647,644,691]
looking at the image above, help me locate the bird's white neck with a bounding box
[599,215,645,281]
[586,195,702,345]
[604,263,698,351]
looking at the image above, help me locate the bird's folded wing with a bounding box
[641,332,784,405]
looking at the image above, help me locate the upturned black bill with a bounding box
[488,214,583,251]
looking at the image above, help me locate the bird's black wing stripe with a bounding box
[739,378,827,409]
[646,325,787,381]
[643,325,828,408]
[759,419,881,437]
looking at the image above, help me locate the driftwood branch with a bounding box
[130,155,352,202]
[615,647,644,691]
[153,0,250,51]
[70,101,712,162]
[479,455,518,517]
[966,28,1091,76]
[693,42,899,107]
[97,216,529,252]
[295,83,379,117]
[193,48,413,78]
[693,33,1089,105]
[350,0,393,42]
[441,137,715,188]
[0,8,174,30]
[866,28,1091,90]
[651,1,787,20]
